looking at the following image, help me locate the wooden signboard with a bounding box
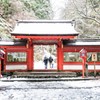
[92,53,97,61]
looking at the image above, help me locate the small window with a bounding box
[64,52,82,62]
[87,52,100,62]
[7,52,27,62]
[64,52,100,62]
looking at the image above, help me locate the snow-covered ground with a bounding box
[34,61,57,70]
[0,79,100,100]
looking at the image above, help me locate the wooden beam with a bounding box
[15,35,75,39]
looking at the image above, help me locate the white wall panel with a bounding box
[63,65,100,70]
[6,65,27,70]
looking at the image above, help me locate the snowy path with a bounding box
[0,80,100,100]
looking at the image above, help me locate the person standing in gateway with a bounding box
[49,56,53,68]
[43,49,50,69]
[43,56,48,69]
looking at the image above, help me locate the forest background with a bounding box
[0,0,100,39]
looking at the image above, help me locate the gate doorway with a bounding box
[34,45,57,70]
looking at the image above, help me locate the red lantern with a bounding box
[80,48,87,58]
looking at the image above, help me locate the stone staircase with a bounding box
[12,71,77,78]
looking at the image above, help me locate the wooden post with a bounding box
[82,58,86,78]
[94,61,96,77]
[85,62,88,77]
[91,53,97,77]
[79,48,87,78]
[27,39,33,71]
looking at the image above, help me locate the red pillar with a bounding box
[82,57,86,78]
[0,59,1,78]
[57,40,63,71]
[82,58,85,78]
[33,45,34,70]
[0,59,3,78]
[4,49,6,72]
[80,48,87,78]
[27,39,33,71]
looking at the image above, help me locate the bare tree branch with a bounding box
[82,16,100,24]
[71,0,87,16]
[71,0,100,24]
[89,0,100,15]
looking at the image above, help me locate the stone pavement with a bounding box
[0,76,99,82]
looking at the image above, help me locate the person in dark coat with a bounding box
[49,56,53,68]
[43,56,48,69]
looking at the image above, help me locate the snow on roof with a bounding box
[0,39,27,46]
[11,20,78,36]
[63,39,100,46]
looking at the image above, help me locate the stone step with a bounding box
[13,71,77,78]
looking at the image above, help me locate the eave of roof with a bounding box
[11,33,78,36]
[63,39,100,46]
[11,20,79,36]
[0,39,27,46]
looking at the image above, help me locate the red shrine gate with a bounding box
[1,20,100,73]
[10,20,78,71]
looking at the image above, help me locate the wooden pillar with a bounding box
[82,58,85,78]
[57,40,63,71]
[4,48,6,72]
[80,48,87,78]
[0,59,1,78]
[82,57,87,78]
[33,45,34,70]
[27,39,33,71]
